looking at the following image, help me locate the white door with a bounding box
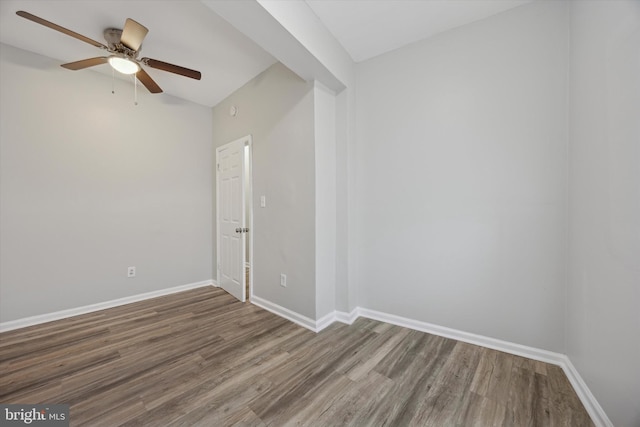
[216,137,247,302]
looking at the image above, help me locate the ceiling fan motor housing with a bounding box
[104,28,122,49]
[103,28,138,58]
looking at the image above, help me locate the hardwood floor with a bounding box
[0,287,593,426]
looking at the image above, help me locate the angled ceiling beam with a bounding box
[201,0,352,92]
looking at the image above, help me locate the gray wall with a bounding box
[0,44,213,322]
[314,81,337,319]
[334,89,351,313]
[567,1,640,426]
[355,1,569,352]
[212,63,316,319]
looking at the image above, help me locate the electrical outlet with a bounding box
[280,273,286,287]
[127,266,136,278]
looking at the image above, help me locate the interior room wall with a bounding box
[212,63,317,319]
[314,81,337,319]
[334,88,350,313]
[567,1,640,425]
[355,0,569,352]
[0,43,213,323]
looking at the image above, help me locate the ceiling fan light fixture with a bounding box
[16,11,201,95]
[108,56,140,75]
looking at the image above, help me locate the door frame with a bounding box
[245,140,254,300]
[215,135,253,301]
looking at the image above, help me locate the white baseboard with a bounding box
[246,299,563,363]
[0,279,215,333]
[335,307,360,325]
[315,308,360,330]
[315,311,336,331]
[560,356,613,427]
[249,297,358,333]
[357,308,566,366]
[250,295,319,331]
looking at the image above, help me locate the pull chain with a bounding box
[134,74,138,106]
[111,67,115,94]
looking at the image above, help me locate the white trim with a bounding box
[357,308,566,366]
[334,308,360,325]
[249,296,357,333]
[250,295,318,331]
[315,311,336,331]
[245,138,254,303]
[560,356,613,427]
[0,280,215,333]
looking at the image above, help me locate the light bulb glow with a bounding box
[108,56,140,75]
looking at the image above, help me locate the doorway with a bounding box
[216,135,252,302]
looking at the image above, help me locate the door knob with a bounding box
[235,227,242,233]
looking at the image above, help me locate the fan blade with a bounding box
[136,68,162,94]
[16,11,107,49]
[61,57,108,70]
[142,58,201,80]
[120,18,148,51]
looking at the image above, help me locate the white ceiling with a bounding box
[305,0,533,62]
[0,0,276,107]
[0,1,535,107]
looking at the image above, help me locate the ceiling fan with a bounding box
[16,10,202,94]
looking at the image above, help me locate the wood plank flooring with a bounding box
[0,287,594,426]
